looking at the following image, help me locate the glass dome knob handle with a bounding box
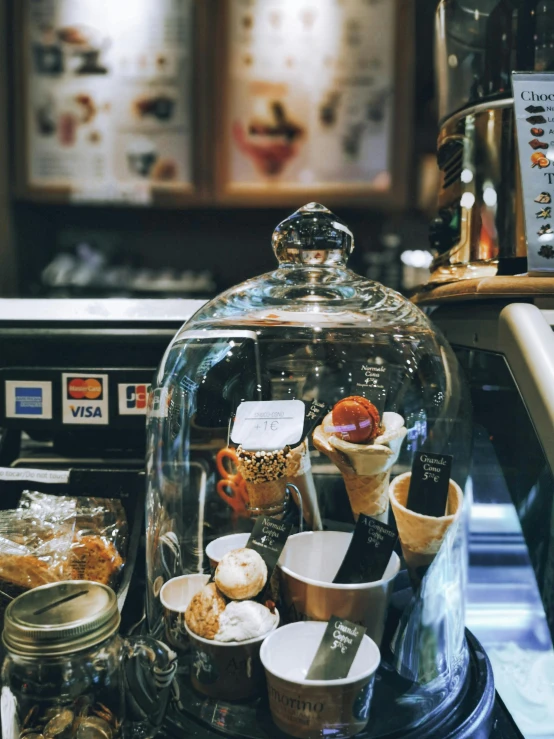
[271,202,355,266]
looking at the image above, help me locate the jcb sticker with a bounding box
[118,383,150,415]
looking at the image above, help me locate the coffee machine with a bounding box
[430,1,554,283]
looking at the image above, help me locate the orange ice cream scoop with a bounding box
[331,396,382,444]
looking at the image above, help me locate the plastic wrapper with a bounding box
[18,491,128,589]
[0,510,75,621]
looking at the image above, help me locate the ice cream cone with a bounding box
[244,478,288,512]
[236,447,292,514]
[313,412,406,522]
[389,471,463,586]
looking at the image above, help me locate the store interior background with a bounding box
[0,1,437,299]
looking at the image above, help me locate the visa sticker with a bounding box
[62,373,108,425]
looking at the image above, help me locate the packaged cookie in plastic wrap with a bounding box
[0,509,75,620]
[18,492,128,590]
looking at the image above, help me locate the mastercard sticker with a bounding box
[62,373,109,425]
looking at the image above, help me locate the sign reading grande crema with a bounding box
[513,72,554,273]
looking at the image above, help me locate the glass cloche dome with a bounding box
[146,204,473,738]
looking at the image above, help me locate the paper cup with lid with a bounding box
[278,530,400,645]
[260,621,380,739]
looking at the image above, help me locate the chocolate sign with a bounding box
[350,362,388,416]
[306,617,367,680]
[406,452,453,517]
[247,516,293,580]
[333,515,398,584]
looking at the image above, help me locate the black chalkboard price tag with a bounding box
[333,515,398,584]
[247,516,293,580]
[306,617,367,680]
[406,452,453,517]
[350,362,388,416]
[301,399,330,440]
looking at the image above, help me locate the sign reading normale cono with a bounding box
[513,72,554,274]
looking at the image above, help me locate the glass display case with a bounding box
[144,204,484,738]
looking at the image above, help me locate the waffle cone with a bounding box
[341,468,391,520]
[244,478,287,511]
[313,423,397,521]
[389,471,463,584]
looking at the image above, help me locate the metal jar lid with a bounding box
[3,581,120,657]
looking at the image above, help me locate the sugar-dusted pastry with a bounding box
[214,548,267,601]
[185,583,228,640]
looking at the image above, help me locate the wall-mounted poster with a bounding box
[22,0,194,203]
[217,0,412,206]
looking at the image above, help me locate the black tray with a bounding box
[163,630,499,739]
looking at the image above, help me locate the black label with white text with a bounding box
[247,516,293,580]
[306,616,367,680]
[333,515,398,584]
[350,362,388,416]
[406,452,453,517]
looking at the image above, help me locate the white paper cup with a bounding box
[278,531,400,645]
[261,621,380,739]
[185,613,279,700]
[205,533,250,569]
[160,574,210,652]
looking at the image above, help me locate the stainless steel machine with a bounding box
[430,1,554,283]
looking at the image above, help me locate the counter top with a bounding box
[412,276,554,306]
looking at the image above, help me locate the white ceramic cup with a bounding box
[205,533,250,569]
[159,574,210,651]
[278,530,400,645]
[261,621,380,739]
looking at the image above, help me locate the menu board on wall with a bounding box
[224,0,399,193]
[24,0,193,201]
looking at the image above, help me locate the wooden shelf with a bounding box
[412,276,554,306]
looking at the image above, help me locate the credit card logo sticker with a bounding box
[67,377,103,400]
[16,388,42,415]
[5,381,52,420]
[69,406,103,419]
[118,383,150,415]
[62,373,108,425]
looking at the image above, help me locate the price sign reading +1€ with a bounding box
[231,400,305,451]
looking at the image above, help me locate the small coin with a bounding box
[44,709,74,738]
[75,717,112,739]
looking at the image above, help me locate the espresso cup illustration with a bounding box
[127,136,158,177]
[261,621,380,739]
[278,531,400,645]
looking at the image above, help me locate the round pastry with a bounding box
[214,548,267,600]
[185,582,228,640]
[331,396,382,444]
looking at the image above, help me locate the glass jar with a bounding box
[1,581,177,739]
